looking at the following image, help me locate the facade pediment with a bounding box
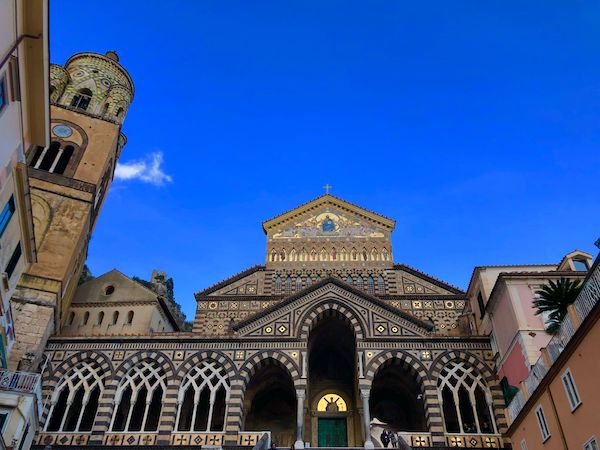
[233,278,433,338]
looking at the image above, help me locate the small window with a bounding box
[535,405,551,441]
[5,242,22,279]
[0,76,7,113]
[105,285,115,295]
[561,368,581,411]
[573,259,589,271]
[83,311,90,325]
[520,439,528,450]
[126,311,134,324]
[0,408,11,432]
[584,437,599,450]
[70,88,92,111]
[112,311,119,325]
[0,196,16,238]
[97,311,104,325]
[477,292,486,318]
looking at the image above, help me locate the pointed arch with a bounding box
[367,275,375,294]
[341,247,348,261]
[362,248,369,261]
[351,248,358,261]
[320,247,328,261]
[289,248,297,261]
[371,247,378,261]
[298,299,366,340]
[310,248,318,261]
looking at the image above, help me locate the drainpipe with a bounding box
[547,388,568,449]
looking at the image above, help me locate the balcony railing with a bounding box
[507,258,600,423]
[0,369,42,415]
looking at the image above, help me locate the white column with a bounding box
[294,389,305,449]
[301,352,307,378]
[358,351,364,379]
[360,389,374,449]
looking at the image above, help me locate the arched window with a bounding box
[270,250,277,262]
[351,248,358,261]
[320,248,328,261]
[285,275,293,295]
[367,276,375,294]
[70,88,93,111]
[83,311,90,325]
[176,361,230,432]
[111,360,167,432]
[45,360,105,432]
[310,249,317,261]
[53,145,74,175]
[371,248,378,261]
[31,141,75,175]
[273,276,281,294]
[341,248,347,261]
[280,249,286,261]
[306,276,313,286]
[112,311,119,325]
[102,103,110,116]
[126,311,134,325]
[116,107,124,118]
[362,248,369,261]
[346,275,353,285]
[289,249,297,261]
[50,85,56,97]
[356,276,364,290]
[331,247,337,260]
[382,248,389,261]
[437,361,496,435]
[300,248,307,262]
[68,311,75,325]
[296,277,303,292]
[378,275,385,294]
[97,311,104,325]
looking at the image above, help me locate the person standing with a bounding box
[389,431,398,448]
[380,430,390,448]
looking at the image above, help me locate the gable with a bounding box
[73,269,158,304]
[195,265,266,297]
[392,264,464,295]
[233,279,433,338]
[263,194,395,236]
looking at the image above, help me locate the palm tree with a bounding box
[533,278,582,334]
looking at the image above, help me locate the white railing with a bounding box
[0,370,43,415]
[507,258,600,422]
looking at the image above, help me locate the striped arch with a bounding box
[298,299,366,340]
[89,351,175,445]
[429,350,507,437]
[223,351,301,446]
[41,351,113,427]
[175,351,237,380]
[363,351,437,433]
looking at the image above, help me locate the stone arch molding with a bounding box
[364,350,428,385]
[238,351,302,391]
[234,281,429,339]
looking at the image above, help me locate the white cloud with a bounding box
[115,151,173,186]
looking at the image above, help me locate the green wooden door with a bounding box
[318,418,347,447]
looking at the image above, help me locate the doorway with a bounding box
[318,418,347,447]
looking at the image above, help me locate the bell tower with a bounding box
[8,51,134,370]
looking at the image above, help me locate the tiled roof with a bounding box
[195,265,266,297]
[393,263,465,294]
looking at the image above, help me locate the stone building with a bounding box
[35,194,508,449]
[9,50,133,371]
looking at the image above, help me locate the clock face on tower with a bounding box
[52,125,73,138]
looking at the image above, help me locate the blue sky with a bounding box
[50,1,600,320]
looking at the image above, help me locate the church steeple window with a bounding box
[31,141,77,175]
[382,248,389,261]
[70,88,93,111]
[270,250,276,262]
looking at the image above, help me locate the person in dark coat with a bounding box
[380,430,390,448]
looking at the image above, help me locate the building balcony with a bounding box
[0,369,42,415]
[506,256,600,423]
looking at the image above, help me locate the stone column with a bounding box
[360,389,374,449]
[295,389,306,449]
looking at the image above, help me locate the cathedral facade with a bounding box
[23,51,509,450]
[35,195,507,449]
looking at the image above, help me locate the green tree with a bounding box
[533,278,582,334]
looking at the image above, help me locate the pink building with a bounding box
[465,251,593,389]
